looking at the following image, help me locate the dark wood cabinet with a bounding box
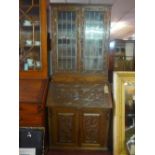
[108,39,135,82]
[47,83,112,150]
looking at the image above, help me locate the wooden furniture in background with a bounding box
[108,39,135,82]
[19,0,48,79]
[19,1,49,154]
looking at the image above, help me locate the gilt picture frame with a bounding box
[113,72,135,155]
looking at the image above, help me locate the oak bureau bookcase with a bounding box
[47,4,113,150]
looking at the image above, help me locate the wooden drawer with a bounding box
[20,103,43,114]
[20,112,44,127]
[19,103,45,127]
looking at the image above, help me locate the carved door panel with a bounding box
[51,108,79,147]
[80,109,110,149]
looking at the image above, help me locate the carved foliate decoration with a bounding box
[57,113,74,143]
[83,114,100,144]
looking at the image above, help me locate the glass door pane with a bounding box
[84,11,105,71]
[57,11,77,71]
[19,0,41,71]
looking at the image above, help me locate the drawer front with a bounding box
[19,103,45,127]
[20,103,43,114]
[20,112,44,127]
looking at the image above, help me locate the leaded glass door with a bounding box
[57,11,77,71]
[19,0,41,71]
[83,10,106,72]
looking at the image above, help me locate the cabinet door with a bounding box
[81,7,111,73]
[51,5,111,74]
[49,108,79,147]
[51,6,79,72]
[19,0,47,78]
[80,109,110,149]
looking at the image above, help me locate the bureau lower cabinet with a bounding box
[47,82,112,150]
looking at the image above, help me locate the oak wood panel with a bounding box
[47,82,112,109]
[49,107,79,147]
[80,108,111,150]
[48,106,111,150]
[51,73,108,83]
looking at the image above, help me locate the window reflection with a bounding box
[84,11,104,71]
[124,82,135,155]
[125,83,135,129]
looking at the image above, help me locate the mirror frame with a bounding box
[113,71,135,155]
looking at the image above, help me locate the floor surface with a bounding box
[46,149,112,155]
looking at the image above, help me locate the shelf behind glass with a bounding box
[19,0,40,6]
